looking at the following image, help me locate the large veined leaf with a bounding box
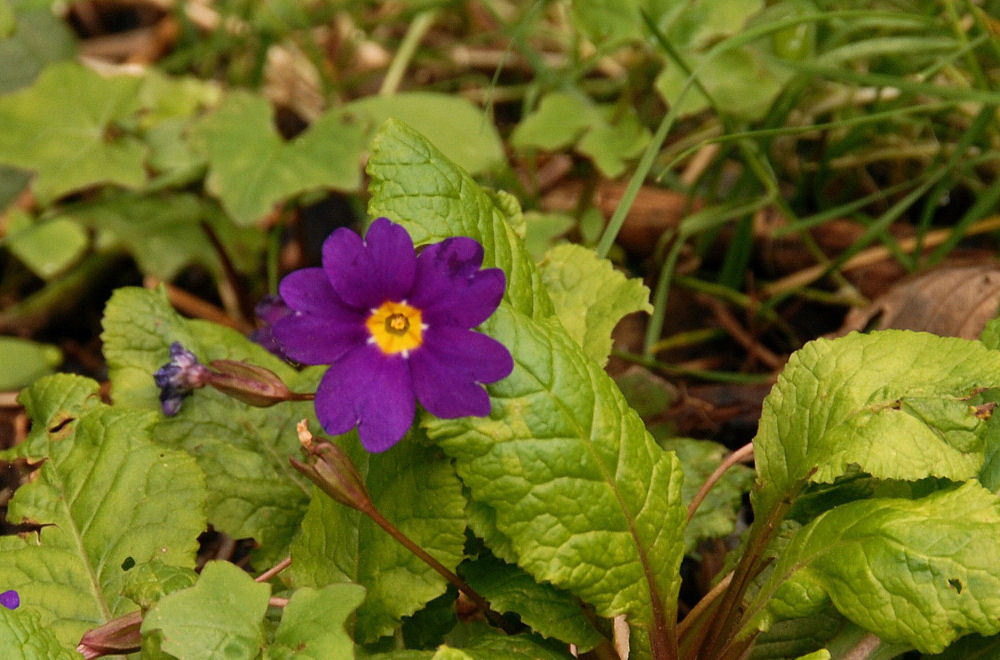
[190,91,364,225]
[758,482,1000,654]
[428,306,686,641]
[290,431,466,643]
[753,331,1000,517]
[101,287,318,560]
[0,607,81,660]
[367,120,686,650]
[0,61,146,203]
[0,374,206,648]
[367,119,553,320]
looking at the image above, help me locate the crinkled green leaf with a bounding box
[0,375,206,648]
[0,607,82,660]
[570,0,760,48]
[762,482,1000,654]
[426,305,686,643]
[121,560,198,611]
[539,242,651,366]
[267,583,366,660]
[62,192,264,280]
[191,91,363,224]
[0,8,75,94]
[366,119,553,320]
[461,553,604,650]
[0,336,60,390]
[101,286,316,560]
[0,61,146,202]
[341,92,504,175]
[753,331,1000,517]
[3,213,88,279]
[142,561,269,660]
[665,438,753,551]
[291,432,466,643]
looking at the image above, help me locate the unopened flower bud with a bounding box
[206,360,299,408]
[76,610,142,659]
[153,343,211,416]
[289,421,372,512]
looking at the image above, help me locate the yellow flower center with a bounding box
[365,300,424,356]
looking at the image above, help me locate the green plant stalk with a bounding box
[687,483,803,660]
[380,9,438,96]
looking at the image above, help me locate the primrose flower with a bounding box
[0,590,19,610]
[273,218,513,452]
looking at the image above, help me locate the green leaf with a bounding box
[665,438,753,551]
[3,212,88,279]
[121,559,199,611]
[340,93,504,175]
[366,119,553,320]
[510,92,597,151]
[0,336,60,390]
[142,560,270,660]
[101,286,315,560]
[191,91,363,224]
[439,622,573,659]
[0,607,82,660]
[748,609,845,660]
[291,433,466,643]
[460,553,604,651]
[538,243,651,366]
[0,61,146,203]
[521,212,574,261]
[0,8,75,94]
[753,331,1000,517]
[511,92,650,178]
[61,192,264,280]
[761,482,1000,653]
[427,305,686,643]
[654,46,784,121]
[267,583,366,659]
[0,376,206,648]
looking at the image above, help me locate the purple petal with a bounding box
[410,238,504,328]
[279,269,354,317]
[272,312,367,366]
[314,345,415,452]
[322,220,416,309]
[365,218,417,302]
[0,590,19,610]
[411,328,513,419]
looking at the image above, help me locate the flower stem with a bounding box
[686,443,754,522]
[255,555,291,583]
[360,502,505,627]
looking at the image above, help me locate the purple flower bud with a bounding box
[153,343,211,416]
[206,360,304,408]
[0,590,19,610]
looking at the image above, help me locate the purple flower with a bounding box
[0,590,19,610]
[249,295,294,362]
[273,218,513,452]
[153,343,211,416]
